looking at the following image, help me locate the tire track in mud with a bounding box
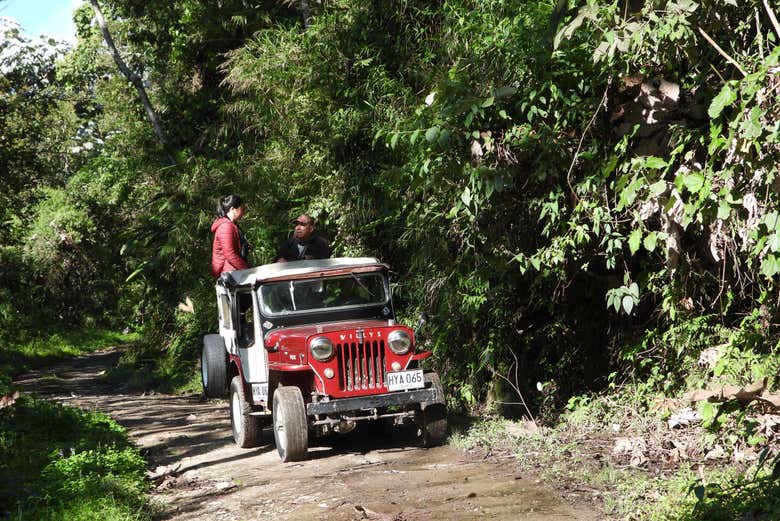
[15,347,601,520]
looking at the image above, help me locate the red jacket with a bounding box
[211,217,248,277]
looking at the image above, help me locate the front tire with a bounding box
[230,376,263,448]
[420,372,447,447]
[273,386,309,462]
[202,334,228,398]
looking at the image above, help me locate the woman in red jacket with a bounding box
[211,194,250,277]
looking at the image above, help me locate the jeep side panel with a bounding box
[236,290,269,403]
[216,286,237,355]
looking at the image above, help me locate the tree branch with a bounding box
[566,80,610,202]
[697,26,747,78]
[89,0,169,146]
[763,0,780,41]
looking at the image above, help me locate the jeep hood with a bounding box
[265,319,403,348]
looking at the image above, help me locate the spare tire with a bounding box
[201,334,228,398]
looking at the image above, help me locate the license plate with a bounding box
[252,383,268,402]
[386,369,424,392]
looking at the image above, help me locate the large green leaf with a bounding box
[717,199,731,220]
[642,156,667,170]
[649,180,668,196]
[769,234,780,253]
[682,172,705,193]
[643,231,658,252]
[761,254,780,278]
[461,187,472,206]
[708,84,736,119]
[622,295,634,314]
[740,106,763,140]
[765,211,779,231]
[628,228,642,254]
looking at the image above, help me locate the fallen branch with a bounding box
[685,378,780,410]
[698,26,748,77]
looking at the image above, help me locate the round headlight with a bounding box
[309,336,334,361]
[387,329,411,355]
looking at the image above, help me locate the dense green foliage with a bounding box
[1,0,779,410]
[0,395,149,520]
[3,0,780,518]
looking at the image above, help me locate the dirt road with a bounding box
[15,348,600,521]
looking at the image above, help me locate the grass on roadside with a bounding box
[0,394,151,521]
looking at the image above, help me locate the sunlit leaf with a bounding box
[643,231,658,252]
[708,84,736,119]
[768,234,780,253]
[740,106,763,140]
[699,401,716,423]
[765,211,779,231]
[761,254,780,277]
[621,295,634,314]
[628,228,642,254]
[461,187,471,206]
[649,180,667,196]
[717,199,731,220]
[643,156,667,170]
[682,172,705,193]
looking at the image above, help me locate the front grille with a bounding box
[336,340,385,391]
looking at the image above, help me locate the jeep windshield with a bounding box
[258,272,389,316]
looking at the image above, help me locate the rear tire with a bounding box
[230,376,263,448]
[273,386,309,462]
[201,334,228,398]
[420,372,447,447]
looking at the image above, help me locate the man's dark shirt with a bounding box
[275,235,331,261]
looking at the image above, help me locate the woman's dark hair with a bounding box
[217,194,243,217]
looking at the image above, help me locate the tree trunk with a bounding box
[88,0,169,146]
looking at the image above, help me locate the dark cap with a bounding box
[291,214,314,226]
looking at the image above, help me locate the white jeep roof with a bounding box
[219,257,386,288]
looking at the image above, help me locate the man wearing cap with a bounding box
[274,214,331,262]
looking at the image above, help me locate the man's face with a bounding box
[293,219,314,241]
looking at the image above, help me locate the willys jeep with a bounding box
[201,257,446,462]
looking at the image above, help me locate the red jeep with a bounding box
[201,257,446,461]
